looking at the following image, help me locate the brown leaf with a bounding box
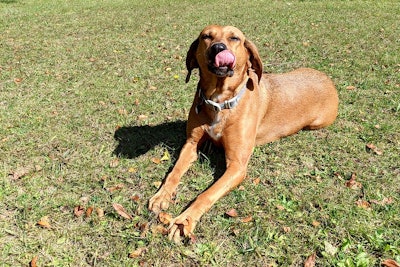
[29,255,38,267]
[366,143,383,155]
[253,177,261,185]
[109,158,119,168]
[355,199,371,210]
[107,183,124,192]
[382,259,400,267]
[10,165,34,180]
[130,194,141,202]
[129,247,147,258]
[283,226,291,233]
[86,206,94,218]
[74,205,85,217]
[225,208,238,218]
[112,203,132,220]
[14,77,22,84]
[345,173,362,189]
[96,207,105,218]
[37,216,51,229]
[346,85,356,90]
[304,252,316,267]
[118,108,128,115]
[276,205,285,211]
[241,216,253,223]
[159,212,172,225]
[151,157,161,164]
[138,114,148,120]
[151,224,168,235]
[312,221,321,227]
[371,197,394,206]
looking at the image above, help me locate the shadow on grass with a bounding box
[0,0,18,3]
[113,120,187,159]
[113,119,226,177]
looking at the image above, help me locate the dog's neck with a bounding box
[198,73,248,104]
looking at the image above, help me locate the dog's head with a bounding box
[186,25,263,83]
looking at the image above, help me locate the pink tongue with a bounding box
[214,50,236,68]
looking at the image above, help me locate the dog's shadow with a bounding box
[113,120,187,159]
[114,120,226,178]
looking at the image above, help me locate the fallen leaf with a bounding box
[37,216,51,229]
[140,222,150,238]
[112,203,132,220]
[283,226,291,233]
[151,158,161,164]
[355,199,371,210]
[107,184,124,192]
[276,205,285,211]
[138,114,148,120]
[109,158,119,168]
[304,252,316,267]
[10,165,34,180]
[370,197,394,206]
[151,224,168,235]
[128,167,137,173]
[96,208,104,218]
[225,208,238,218]
[382,259,400,267]
[345,173,362,189]
[29,255,38,267]
[153,181,162,188]
[159,212,172,225]
[312,221,321,227]
[86,206,94,218]
[14,77,22,84]
[346,85,356,90]
[366,143,383,155]
[160,150,170,161]
[74,205,85,217]
[253,177,261,185]
[238,185,245,191]
[189,232,197,244]
[129,247,147,258]
[324,241,338,256]
[241,216,253,223]
[118,108,128,115]
[130,194,141,202]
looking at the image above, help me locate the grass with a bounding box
[1,0,399,266]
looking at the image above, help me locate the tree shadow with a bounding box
[113,120,187,159]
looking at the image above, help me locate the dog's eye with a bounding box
[229,36,241,42]
[201,34,212,40]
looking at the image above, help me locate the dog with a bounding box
[149,25,338,242]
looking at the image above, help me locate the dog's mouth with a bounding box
[208,50,236,77]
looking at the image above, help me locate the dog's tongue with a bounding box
[214,50,236,68]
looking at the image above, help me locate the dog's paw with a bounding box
[148,188,174,213]
[168,213,197,244]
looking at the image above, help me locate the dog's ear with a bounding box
[244,39,263,83]
[185,38,199,83]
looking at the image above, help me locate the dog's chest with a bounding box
[203,115,225,141]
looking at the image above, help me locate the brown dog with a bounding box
[149,25,338,242]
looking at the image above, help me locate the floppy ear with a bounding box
[244,39,263,83]
[185,38,199,83]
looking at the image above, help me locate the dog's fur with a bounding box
[149,25,338,242]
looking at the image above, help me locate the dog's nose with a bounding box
[210,43,227,54]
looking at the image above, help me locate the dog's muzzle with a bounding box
[207,43,236,77]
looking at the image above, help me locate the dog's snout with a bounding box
[210,43,227,54]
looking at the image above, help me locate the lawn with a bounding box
[0,0,399,266]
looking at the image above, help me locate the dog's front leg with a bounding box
[168,143,253,243]
[148,131,204,213]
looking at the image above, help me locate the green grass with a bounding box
[1,0,399,266]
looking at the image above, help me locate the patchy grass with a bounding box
[1,0,399,266]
